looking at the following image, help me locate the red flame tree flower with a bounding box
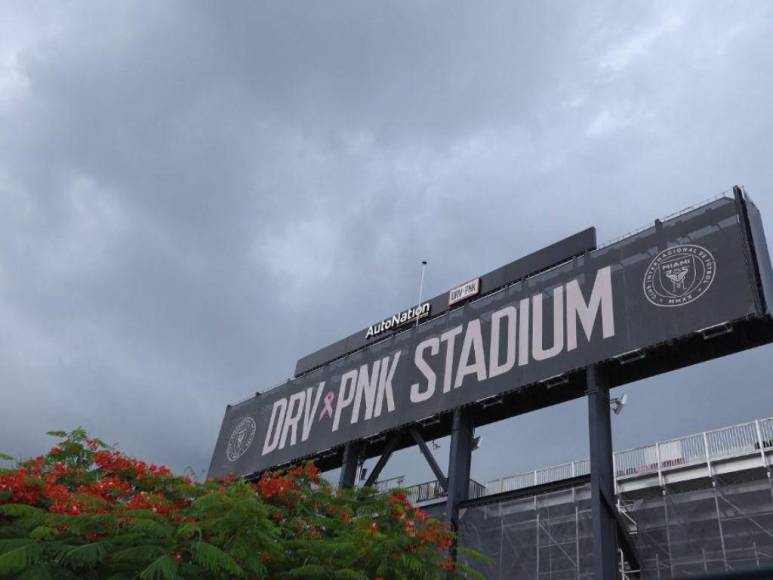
[0,428,486,578]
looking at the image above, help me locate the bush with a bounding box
[0,429,484,579]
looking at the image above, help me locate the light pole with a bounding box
[416,260,428,327]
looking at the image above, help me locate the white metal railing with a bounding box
[400,479,486,505]
[485,459,591,495]
[706,421,759,460]
[615,417,773,480]
[485,416,773,497]
[372,475,405,493]
[374,417,773,505]
[372,476,486,505]
[406,480,445,504]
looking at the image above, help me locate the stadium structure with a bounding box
[210,187,773,578]
[374,415,773,578]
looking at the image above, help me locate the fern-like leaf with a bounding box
[333,569,368,579]
[456,561,488,580]
[458,545,494,564]
[28,527,55,541]
[18,562,84,580]
[189,541,243,576]
[138,555,179,580]
[111,545,166,562]
[0,541,41,575]
[0,504,45,519]
[288,564,330,577]
[127,518,172,538]
[176,523,201,540]
[57,541,110,569]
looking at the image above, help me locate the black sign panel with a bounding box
[294,228,597,376]
[209,197,770,478]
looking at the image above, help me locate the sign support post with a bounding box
[338,442,360,489]
[446,407,474,559]
[587,365,618,579]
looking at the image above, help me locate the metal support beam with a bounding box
[364,432,401,488]
[338,442,360,489]
[712,480,730,571]
[663,489,674,577]
[408,426,448,491]
[587,365,618,580]
[615,510,641,573]
[734,185,768,315]
[446,407,474,558]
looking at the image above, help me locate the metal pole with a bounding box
[713,480,729,571]
[576,501,581,580]
[338,442,360,489]
[536,511,541,579]
[587,365,618,580]
[663,489,674,577]
[768,468,773,514]
[498,512,506,579]
[446,407,473,560]
[755,420,768,469]
[416,260,427,327]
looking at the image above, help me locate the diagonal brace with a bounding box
[364,431,402,488]
[408,426,448,492]
[610,497,640,572]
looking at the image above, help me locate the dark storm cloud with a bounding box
[1,0,772,483]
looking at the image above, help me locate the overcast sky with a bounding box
[1,1,772,485]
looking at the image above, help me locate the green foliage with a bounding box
[0,428,485,578]
[138,555,178,580]
[58,541,110,568]
[0,540,41,576]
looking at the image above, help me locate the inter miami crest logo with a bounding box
[226,417,256,462]
[643,244,716,307]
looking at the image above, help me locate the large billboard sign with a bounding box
[209,195,773,478]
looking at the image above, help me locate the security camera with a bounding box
[611,393,628,415]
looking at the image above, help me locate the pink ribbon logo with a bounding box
[319,391,335,420]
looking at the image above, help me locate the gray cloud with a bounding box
[1,1,772,484]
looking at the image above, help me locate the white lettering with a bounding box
[455,319,487,388]
[411,338,439,403]
[375,352,400,417]
[365,303,431,339]
[566,266,615,351]
[489,306,516,378]
[440,325,463,393]
[333,370,358,432]
[518,297,530,366]
[532,286,564,361]
[302,383,324,442]
[352,360,381,423]
[279,391,305,450]
[261,398,287,456]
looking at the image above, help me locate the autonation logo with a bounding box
[365,303,430,339]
